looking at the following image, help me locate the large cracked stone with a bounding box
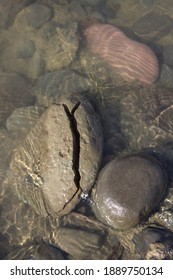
[9,94,103,218]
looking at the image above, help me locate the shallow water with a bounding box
[1,0,173,260]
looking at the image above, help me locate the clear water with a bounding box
[0,0,173,260]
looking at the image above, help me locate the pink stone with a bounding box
[84,23,159,85]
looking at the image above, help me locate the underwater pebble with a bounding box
[45,22,79,71]
[85,23,159,85]
[0,0,35,28]
[83,0,105,6]
[92,155,167,230]
[4,243,65,260]
[0,41,45,82]
[132,12,173,40]
[163,44,173,66]
[0,73,34,125]
[159,64,173,88]
[34,70,91,107]
[6,106,44,135]
[15,3,53,29]
[16,39,36,59]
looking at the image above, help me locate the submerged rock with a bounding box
[4,243,66,260]
[45,22,79,71]
[120,85,173,150]
[0,72,34,125]
[6,106,44,135]
[34,70,91,107]
[159,64,173,88]
[9,94,102,218]
[92,154,167,230]
[15,3,53,29]
[132,11,173,40]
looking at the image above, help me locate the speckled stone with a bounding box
[45,22,79,71]
[83,0,105,6]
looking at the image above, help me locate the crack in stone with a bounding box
[62,102,81,204]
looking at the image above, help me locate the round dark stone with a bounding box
[92,154,167,230]
[132,12,173,40]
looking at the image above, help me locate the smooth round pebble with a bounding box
[92,155,167,230]
[132,12,172,40]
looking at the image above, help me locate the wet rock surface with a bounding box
[92,154,167,230]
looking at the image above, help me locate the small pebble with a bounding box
[132,12,173,40]
[15,3,53,29]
